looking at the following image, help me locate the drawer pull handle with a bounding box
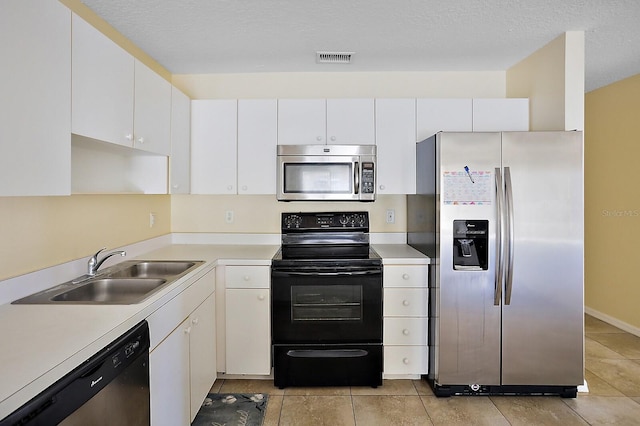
[244,275,250,281]
[258,294,265,301]
[402,300,410,306]
[403,358,410,365]
[402,273,410,280]
[184,326,192,335]
[402,329,410,336]
[192,318,199,325]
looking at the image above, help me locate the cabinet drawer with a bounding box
[225,266,270,288]
[384,346,428,375]
[384,288,428,317]
[383,318,428,345]
[383,265,428,288]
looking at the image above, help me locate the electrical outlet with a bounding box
[149,212,156,228]
[225,210,234,223]
[386,209,395,224]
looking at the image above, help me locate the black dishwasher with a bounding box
[1,320,150,426]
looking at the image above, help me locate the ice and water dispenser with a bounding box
[453,220,488,271]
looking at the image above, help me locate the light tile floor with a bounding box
[209,314,640,425]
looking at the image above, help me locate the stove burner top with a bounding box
[272,247,381,268]
[276,212,376,263]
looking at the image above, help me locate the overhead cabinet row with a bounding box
[191,98,529,195]
[72,15,171,155]
[1,1,527,197]
[0,2,189,196]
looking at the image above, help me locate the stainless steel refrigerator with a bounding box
[408,131,583,397]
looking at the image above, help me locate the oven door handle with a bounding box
[272,269,381,277]
[287,349,369,358]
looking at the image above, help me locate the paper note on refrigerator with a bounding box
[442,170,492,205]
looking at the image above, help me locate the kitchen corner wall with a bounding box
[507,31,585,131]
[585,73,640,331]
[0,195,170,281]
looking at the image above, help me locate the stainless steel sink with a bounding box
[12,260,204,305]
[50,278,167,303]
[109,261,198,278]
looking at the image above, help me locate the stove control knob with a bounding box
[339,214,349,226]
[284,214,302,228]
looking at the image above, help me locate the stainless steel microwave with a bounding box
[277,145,376,201]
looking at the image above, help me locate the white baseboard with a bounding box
[585,306,640,337]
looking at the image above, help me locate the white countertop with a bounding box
[0,242,427,418]
[373,244,431,265]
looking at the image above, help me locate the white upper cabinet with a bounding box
[238,99,277,194]
[416,98,472,141]
[278,99,375,145]
[72,14,171,155]
[72,13,134,148]
[170,87,191,194]
[277,99,326,144]
[191,100,238,194]
[472,98,529,131]
[1,0,71,196]
[375,99,417,194]
[326,98,375,144]
[133,60,172,155]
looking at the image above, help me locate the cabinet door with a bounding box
[170,87,191,194]
[0,0,70,196]
[277,99,326,144]
[327,99,375,145]
[225,288,271,375]
[472,98,529,131]
[375,99,416,194]
[416,98,472,141]
[238,99,277,194]
[150,318,190,426]
[189,293,217,421]
[71,13,134,147]
[191,100,237,194]
[133,60,171,155]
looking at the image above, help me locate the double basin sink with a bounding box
[12,260,204,305]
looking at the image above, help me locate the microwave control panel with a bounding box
[361,162,375,194]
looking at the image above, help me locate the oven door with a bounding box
[271,264,382,344]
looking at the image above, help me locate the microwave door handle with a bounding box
[354,162,360,194]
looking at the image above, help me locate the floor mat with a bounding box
[191,393,268,426]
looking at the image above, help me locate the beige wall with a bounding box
[0,195,170,281]
[507,31,585,131]
[171,194,406,234]
[585,73,640,329]
[173,71,507,100]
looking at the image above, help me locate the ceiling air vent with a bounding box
[316,51,354,64]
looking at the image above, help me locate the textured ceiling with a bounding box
[81,0,640,92]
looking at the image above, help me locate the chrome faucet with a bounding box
[87,247,126,276]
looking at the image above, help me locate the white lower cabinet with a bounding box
[149,316,190,426]
[224,266,271,375]
[383,264,429,377]
[148,270,216,425]
[189,294,217,419]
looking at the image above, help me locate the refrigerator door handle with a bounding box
[494,167,503,306]
[504,166,515,305]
